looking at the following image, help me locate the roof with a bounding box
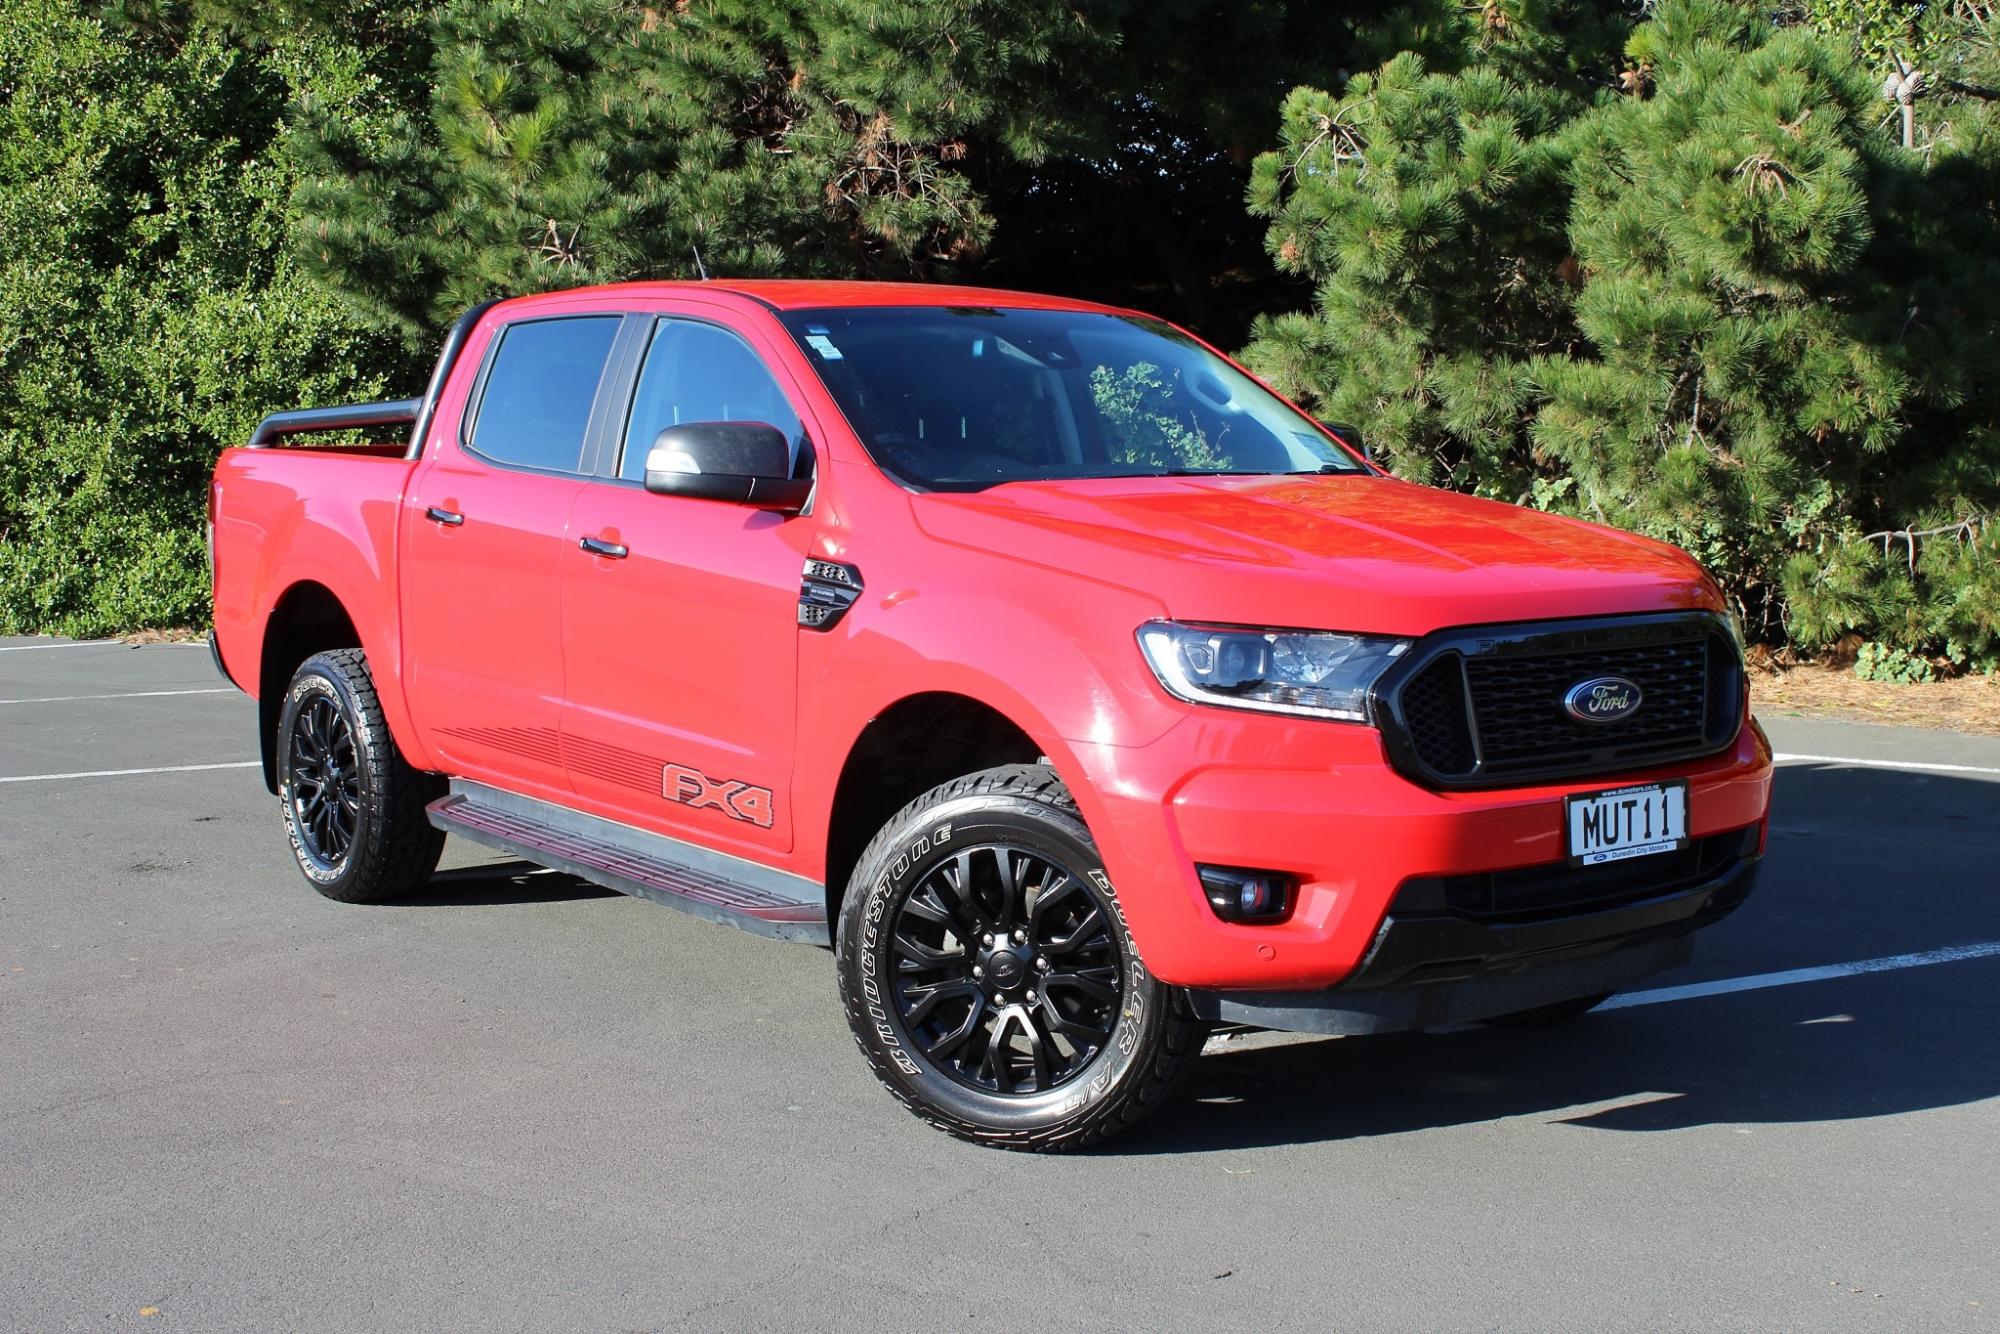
[498,278,1134,316]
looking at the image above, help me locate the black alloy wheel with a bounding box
[288,694,360,872]
[277,649,445,903]
[837,764,1201,1151]
[889,842,1124,1096]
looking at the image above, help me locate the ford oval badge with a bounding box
[1564,676,1643,724]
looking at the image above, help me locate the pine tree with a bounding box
[1244,0,2000,665]
[287,0,1124,337]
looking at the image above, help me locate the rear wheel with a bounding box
[278,649,444,903]
[836,764,1200,1151]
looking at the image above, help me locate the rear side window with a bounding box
[619,320,804,480]
[468,316,621,472]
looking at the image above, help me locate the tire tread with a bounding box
[283,648,444,903]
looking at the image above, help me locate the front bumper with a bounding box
[1190,838,1758,1034]
[1064,712,1773,991]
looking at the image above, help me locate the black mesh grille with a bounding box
[1383,616,1743,787]
[1400,655,1476,777]
[1465,638,1709,776]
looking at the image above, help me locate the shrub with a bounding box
[0,2,414,636]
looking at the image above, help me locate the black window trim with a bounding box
[457,312,632,479]
[594,312,814,489]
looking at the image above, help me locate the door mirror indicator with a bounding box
[643,422,812,513]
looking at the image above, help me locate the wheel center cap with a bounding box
[985,948,1027,989]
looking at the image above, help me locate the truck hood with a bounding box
[910,473,1721,636]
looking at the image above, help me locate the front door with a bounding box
[559,315,814,855]
[401,313,623,795]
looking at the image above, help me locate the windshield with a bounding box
[775,307,1365,490]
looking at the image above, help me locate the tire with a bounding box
[277,648,445,903]
[1484,990,1615,1029]
[835,764,1201,1151]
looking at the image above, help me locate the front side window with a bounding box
[467,316,621,473]
[774,307,1364,491]
[619,320,805,480]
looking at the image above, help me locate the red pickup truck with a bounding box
[210,280,1772,1149]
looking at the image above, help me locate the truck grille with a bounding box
[1378,613,1744,788]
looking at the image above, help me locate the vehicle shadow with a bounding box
[371,858,620,907]
[1112,760,2000,1155]
[1114,960,2000,1154]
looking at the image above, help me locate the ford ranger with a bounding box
[209,280,1773,1150]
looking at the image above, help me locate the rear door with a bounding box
[557,310,817,854]
[400,313,625,794]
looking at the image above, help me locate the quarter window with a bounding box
[620,320,804,480]
[468,316,621,473]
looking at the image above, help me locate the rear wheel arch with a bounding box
[256,582,364,792]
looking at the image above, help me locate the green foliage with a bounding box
[1090,364,1230,470]
[0,1,412,635]
[1245,0,2000,664]
[7,0,1996,657]
[288,0,1120,336]
[1853,639,1937,681]
[1798,0,1942,70]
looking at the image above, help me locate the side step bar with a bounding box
[426,780,828,944]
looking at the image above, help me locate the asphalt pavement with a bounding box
[3,636,1996,1331]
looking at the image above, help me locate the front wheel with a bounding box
[836,764,1200,1151]
[277,648,444,903]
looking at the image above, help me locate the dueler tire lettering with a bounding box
[277,649,445,904]
[833,764,1201,1152]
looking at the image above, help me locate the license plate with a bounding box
[1565,781,1688,866]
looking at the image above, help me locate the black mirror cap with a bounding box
[1325,421,1372,465]
[643,421,812,514]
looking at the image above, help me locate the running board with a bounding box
[426,780,828,944]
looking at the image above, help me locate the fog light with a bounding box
[1198,866,1295,924]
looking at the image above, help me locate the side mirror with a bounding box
[644,422,813,513]
[1326,422,1372,466]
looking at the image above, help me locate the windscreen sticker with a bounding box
[804,333,844,361]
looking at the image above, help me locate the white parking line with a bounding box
[0,639,209,652]
[0,688,237,706]
[0,761,260,785]
[1773,751,2000,776]
[0,640,118,652]
[1601,940,2000,1010]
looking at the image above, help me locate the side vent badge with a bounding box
[799,559,863,631]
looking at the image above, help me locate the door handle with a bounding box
[424,506,464,526]
[579,535,629,559]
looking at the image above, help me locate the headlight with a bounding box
[1136,621,1412,723]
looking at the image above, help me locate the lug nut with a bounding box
[1026,990,1038,1003]
[972,965,984,979]
[1013,929,1027,943]
[983,933,994,946]
[1035,956,1048,970]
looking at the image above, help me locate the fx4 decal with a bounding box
[662,763,775,828]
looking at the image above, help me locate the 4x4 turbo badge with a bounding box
[662,763,775,828]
